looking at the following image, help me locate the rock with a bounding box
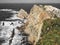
[22,5,51,45]
[0,5,60,45]
[44,5,60,18]
[17,9,28,19]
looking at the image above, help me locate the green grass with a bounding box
[36,18,60,45]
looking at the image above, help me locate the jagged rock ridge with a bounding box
[0,5,60,45]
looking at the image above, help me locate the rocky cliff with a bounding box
[0,5,60,45]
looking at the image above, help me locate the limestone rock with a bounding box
[17,9,28,19]
[22,5,51,45]
[44,5,60,17]
[0,5,60,45]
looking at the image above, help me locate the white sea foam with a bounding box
[0,9,26,45]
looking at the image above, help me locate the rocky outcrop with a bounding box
[44,5,60,18]
[25,5,51,45]
[18,5,51,45]
[17,9,28,19]
[0,5,60,45]
[18,5,60,45]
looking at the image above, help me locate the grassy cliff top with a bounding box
[36,18,60,45]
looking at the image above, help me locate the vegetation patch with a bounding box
[36,18,60,45]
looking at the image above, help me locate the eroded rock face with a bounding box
[17,9,28,19]
[0,5,60,45]
[44,5,60,18]
[18,5,60,45]
[17,5,51,45]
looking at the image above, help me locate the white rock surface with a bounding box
[44,5,60,17]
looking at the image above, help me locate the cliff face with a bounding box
[18,5,60,45]
[44,5,60,18]
[0,5,60,45]
[17,5,52,45]
[24,5,51,45]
